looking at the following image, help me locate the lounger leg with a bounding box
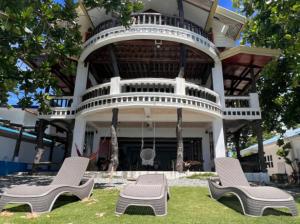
[288,203,298,216]
[152,195,167,216]
[0,200,7,211]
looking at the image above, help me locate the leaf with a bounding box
[0,211,14,217]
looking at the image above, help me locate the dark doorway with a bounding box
[118,137,202,171]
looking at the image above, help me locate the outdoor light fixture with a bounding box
[155,40,162,48]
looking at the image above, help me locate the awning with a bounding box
[221,46,280,95]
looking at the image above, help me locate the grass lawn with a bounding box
[186,172,217,179]
[0,187,299,224]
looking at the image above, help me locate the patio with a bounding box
[0,174,299,223]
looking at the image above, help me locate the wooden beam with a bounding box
[176,108,184,172]
[224,74,252,82]
[205,0,218,32]
[108,44,120,77]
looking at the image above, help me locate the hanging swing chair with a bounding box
[140,122,156,166]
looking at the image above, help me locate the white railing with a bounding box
[224,93,261,119]
[76,93,222,118]
[48,96,74,108]
[88,13,211,42]
[82,25,217,60]
[81,78,219,104]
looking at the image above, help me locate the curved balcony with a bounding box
[87,13,212,42]
[81,13,218,62]
[76,78,221,117]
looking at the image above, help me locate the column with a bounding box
[175,77,186,95]
[71,117,86,156]
[212,60,225,107]
[110,76,121,95]
[212,118,226,158]
[73,61,89,106]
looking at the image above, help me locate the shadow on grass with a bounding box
[124,206,155,216]
[4,195,79,213]
[208,194,293,216]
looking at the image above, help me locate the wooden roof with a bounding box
[221,46,280,95]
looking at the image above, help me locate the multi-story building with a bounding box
[38,0,280,171]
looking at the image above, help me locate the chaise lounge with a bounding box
[116,174,169,216]
[208,157,298,217]
[0,157,94,213]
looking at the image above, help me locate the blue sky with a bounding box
[8,0,235,105]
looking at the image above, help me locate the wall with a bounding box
[264,136,300,176]
[0,108,37,126]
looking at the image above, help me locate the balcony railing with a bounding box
[40,81,261,120]
[224,94,261,119]
[87,13,211,42]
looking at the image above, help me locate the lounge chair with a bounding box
[116,174,169,216]
[0,157,94,213]
[208,157,298,217]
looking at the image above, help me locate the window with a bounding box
[264,155,274,168]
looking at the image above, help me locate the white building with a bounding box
[241,128,300,176]
[37,0,280,171]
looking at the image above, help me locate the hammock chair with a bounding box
[140,122,156,166]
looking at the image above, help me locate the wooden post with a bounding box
[233,130,241,160]
[48,137,55,170]
[32,120,47,173]
[108,44,119,77]
[250,68,266,172]
[253,120,266,172]
[176,108,184,172]
[109,108,119,173]
[12,126,24,161]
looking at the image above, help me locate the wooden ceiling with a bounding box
[87,40,214,84]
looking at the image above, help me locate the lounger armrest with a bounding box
[208,177,221,185]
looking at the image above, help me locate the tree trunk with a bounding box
[34,120,47,163]
[176,108,184,172]
[109,108,119,173]
[13,126,24,161]
[253,120,266,172]
[233,130,241,160]
[32,120,47,173]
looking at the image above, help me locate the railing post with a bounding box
[249,93,259,109]
[175,77,186,95]
[110,77,121,95]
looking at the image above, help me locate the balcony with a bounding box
[39,78,222,119]
[39,80,261,120]
[223,94,261,120]
[81,13,217,62]
[87,13,212,42]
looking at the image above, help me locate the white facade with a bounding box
[37,0,277,171]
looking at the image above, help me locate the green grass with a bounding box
[0,187,299,224]
[186,172,217,179]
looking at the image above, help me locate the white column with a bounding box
[249,93,260,109]
[110,76,121,95]
[212,60,225,107]
[175,77,186,95]
[73,61,89,106]
[71,117,86,156]
[212,118,226,158]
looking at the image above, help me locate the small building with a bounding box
[241,128,300,177]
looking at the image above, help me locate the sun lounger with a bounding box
[116,174,168,216]
[208,157,298,217]
[0,157,94,213]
